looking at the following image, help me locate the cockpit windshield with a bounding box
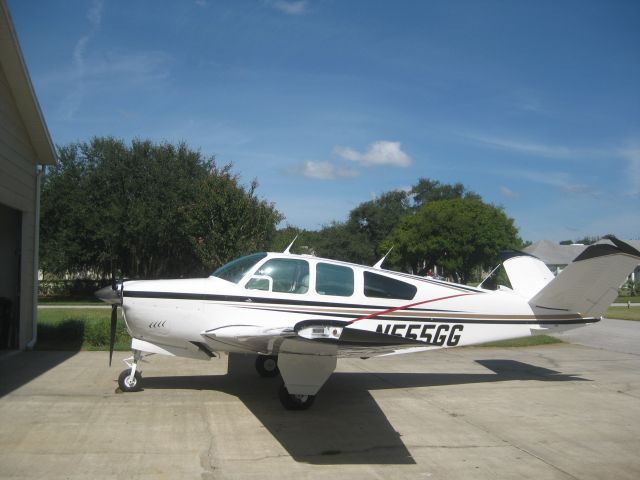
[211,253,267,283]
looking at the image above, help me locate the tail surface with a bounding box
[502,252,554,298]
[529,237,640,317]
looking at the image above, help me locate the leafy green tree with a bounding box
[312,222,373,264]
[269,226,319,255]
[411,178,479,207]
[41,137,282,279]
[343,190,411,264]
[310,179,478,265]
[383,197,521,283]
[189,167,282,271]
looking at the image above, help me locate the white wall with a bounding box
[0,62,38,349]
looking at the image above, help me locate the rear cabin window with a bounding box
[245,258,309,294]
[363,271,417,300]
[316,263,354,297]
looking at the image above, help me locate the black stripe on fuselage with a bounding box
[231,305,596,325]
[122,290,463,313]
[122,290,597,326]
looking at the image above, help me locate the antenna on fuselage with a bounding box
[373,246,393,269]
[283,235,298,254]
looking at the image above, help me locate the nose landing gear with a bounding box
[117,349,144,392]
[118,369,142,392]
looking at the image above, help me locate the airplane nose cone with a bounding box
[95,285,122,305]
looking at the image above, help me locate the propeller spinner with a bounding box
[95,276,123,366]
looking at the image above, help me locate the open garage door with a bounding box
[0,203,21,349]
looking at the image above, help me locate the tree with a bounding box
[312,222,373,264]
[40,137,282,279]
[189,167,283,271]
[383,197,521,283]
[343,190,412,263]
[411,178,480,207]
[269,226,318,255]
[309,179,479,265]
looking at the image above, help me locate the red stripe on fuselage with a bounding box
[348,293,474,325]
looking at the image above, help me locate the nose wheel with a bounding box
[117,349,144,392]
[118,369,142,392]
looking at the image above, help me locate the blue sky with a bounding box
[9,0,640,242]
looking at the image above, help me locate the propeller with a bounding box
[109,273,118,366]
[94,271,123,366]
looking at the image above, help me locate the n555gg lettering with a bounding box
[376,323,464,346]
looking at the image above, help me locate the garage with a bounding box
[0,0,56,350]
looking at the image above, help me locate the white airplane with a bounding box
[96,236,640,409]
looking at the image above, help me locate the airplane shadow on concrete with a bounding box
[140,354,589,465]
[0,350,79,398]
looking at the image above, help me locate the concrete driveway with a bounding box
[1,328,639,479]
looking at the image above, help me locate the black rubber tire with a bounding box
[278,382,315,410]
[118,369,142,392]
[255,355,280,378]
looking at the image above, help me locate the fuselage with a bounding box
[120,252,595,359]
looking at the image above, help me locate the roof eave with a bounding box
[0,0,57,166]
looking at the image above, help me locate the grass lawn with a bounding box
[38,297,102,304]
[605,306,640,321]
[37,307,130,351]
[615,295,640,303]
[479,335,563,348]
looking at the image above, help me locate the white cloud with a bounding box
[85,50,172,81]
[266,0,308,15]
[469,132,640,198]
[464,133,585,159]
[302,161,335,180]
[299,161,359,180]
[500,186,519,198]
[334,141,413,167]
[86,0,104,27]
[60,0,104,120]
[513,170,596,195]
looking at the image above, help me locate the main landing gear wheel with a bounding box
[255,355,279,378]
[278,382,315,410]
[118,369,142,392]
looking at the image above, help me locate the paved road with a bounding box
[554,317,640,356]
[2,343,640,479]
[6,306,637,478]
[38,304,110,309]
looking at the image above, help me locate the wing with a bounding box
[201,324,295,354]
[201,319,428,358]
[201,320,430,396]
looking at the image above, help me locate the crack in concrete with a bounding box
[199,410,217,480]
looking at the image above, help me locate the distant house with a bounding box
[0,0,57,350]
[523,240,587,274]
[524,239,640,282]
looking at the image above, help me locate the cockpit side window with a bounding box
[364,271,417,300]
[316,263,354,296]
[211,253,267,283]
[245,258,309,294]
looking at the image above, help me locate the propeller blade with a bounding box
[109,304,117,367]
